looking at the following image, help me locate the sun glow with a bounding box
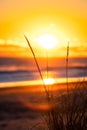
[36,34,58,49]
[43,78,55,85]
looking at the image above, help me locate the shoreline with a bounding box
[0,80,87,93]
[0,77,87,89]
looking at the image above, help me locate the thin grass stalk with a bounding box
[46,50,48,80]
[46,50,53,100]
[46,50,51,99]
[66,41,69,97]
[66,41,70,126]
[24,35,49,100]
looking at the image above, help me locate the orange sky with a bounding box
[0,0,87,57]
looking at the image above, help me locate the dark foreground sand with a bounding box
[0,82,87,130]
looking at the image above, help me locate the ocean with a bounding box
[0,57,87,88]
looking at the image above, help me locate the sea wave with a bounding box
[0,57,87,87]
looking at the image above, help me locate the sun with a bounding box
[36,34,58,49]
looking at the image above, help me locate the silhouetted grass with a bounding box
[43,82,87,130]
[24,35,50,101]
[25,36,87,130]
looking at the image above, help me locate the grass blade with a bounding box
[24,35,49,99]
[66,41,69,96]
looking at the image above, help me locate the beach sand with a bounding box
[0,82,87,130]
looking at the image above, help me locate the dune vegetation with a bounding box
[25,36,87,130]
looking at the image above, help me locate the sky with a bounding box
[0,0,87,57]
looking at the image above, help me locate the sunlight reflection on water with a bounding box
[0,77,87,88]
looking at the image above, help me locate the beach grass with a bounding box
[25,36,87,130]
